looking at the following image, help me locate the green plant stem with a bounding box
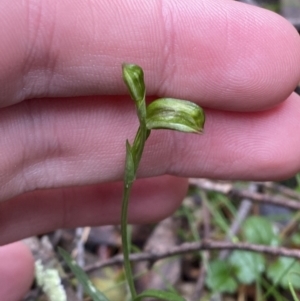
[121,66,148,298]
[121,182,137,299]
[121,123,148,300]
[289,280,300,301]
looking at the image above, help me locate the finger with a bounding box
[1,94,300,202]
[1,0,299,110]
[0,242,34,301]
[0,176,188,245]
[168,92,300,180]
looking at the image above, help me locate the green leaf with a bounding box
[289,280,300,301]
[124,140,135,185]
[267,257,300,289]
[91,267,126,301]
[291,233,300,246]
[242,216,278,245]
[131,127,150,169]
[58,248,110,301]
[146,98,205,134]
[122,64,145,104]
[134,289,185,301]
[205,260,238,293]
[229,251,265,284]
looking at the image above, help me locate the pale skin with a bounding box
[1,0,300,300]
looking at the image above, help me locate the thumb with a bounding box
[0,242,34,301]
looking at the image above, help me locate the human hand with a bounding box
[1,0,300,300]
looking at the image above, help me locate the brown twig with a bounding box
[80,179,300,277]
[189,178,300,210]
[83,240,300,273]
[259,181,300,201]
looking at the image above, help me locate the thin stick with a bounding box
[189,178,300,210]
[83,240,300,273]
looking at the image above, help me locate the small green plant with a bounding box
[121,63,205,301]
[60,63,205,301]
[203,214,300,300]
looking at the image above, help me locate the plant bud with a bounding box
[122,64,145,104]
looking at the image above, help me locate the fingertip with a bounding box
[0,242,34,301]
[246,6,300,110]
[232,2,300,110]
[1,0,299,113]
[159,0,300,111]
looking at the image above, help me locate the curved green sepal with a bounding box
[122,64,145,104]
[146,98,205,133]
[134,289,186,301]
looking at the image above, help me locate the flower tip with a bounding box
[122,63,145,103]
